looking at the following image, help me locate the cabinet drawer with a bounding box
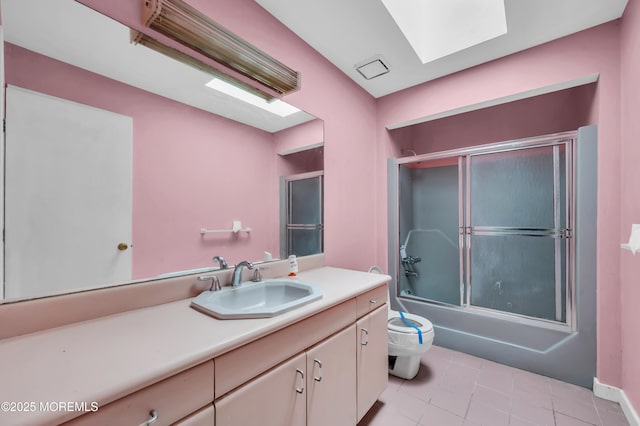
[215,299,356,398]
[65,361,214,426]
[356,284,388,319]
[172,404,215,426]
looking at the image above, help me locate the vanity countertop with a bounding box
[0,266,390,425]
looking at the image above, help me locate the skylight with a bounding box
[205,78,301,117]
[380,0,507,64]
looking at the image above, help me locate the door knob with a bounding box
[117,243,129,251]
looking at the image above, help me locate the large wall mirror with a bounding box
[1,0,324,302]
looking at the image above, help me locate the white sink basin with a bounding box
[191,279,323,319]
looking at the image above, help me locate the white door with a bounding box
[4,85,132,299]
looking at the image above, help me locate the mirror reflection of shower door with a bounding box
[285,172,323,257]
[466,144,570,322]
[398,158,461,305]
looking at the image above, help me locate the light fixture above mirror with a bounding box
[141,0,301,96]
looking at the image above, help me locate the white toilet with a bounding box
[368,267,435,380]
[387,308,434,379]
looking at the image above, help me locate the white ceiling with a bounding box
[2,0,315,133]
[255,0,629,98]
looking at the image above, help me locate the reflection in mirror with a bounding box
[1,0,324,302]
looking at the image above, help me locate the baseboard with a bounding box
[594,377,640,426]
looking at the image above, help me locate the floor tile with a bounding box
[593,396,625,416]
[358,400,419,426]
[512,375,553,410]
[472,385,511,413]
[449,349,484,370]
[555,413,597,426]
[466,400,510,426]
[550,377,595,403]
[510,399,555,426]
[552,393,600,425]
[509,417,539,426]
[357,345,630,426]
[419,404,465,426]
[596,407,630,426]
[476,366,514,395]
[440,364,479,395]
[430,387,472,417]
[394,392,432,422]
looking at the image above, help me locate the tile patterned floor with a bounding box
[358,345,629,426]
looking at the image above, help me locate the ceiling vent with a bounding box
[355,55,391,80]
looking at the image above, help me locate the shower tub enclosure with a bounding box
[388,126,597,387]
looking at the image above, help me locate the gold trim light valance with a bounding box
[141,0,300,96]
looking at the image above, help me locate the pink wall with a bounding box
[274,119,324,177]
[390,84,596,155]
[377,22,624,389]
[276,148,324,178]
[620,0,640,411]
[274,119,324,155]
[4,43,279,278]
[77,0,379,272]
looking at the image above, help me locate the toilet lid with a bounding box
[388,312,433,334]
[368,266,384,274]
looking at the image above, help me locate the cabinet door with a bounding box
[216,353,306,426]
[306,325,356,426]
[172,404,215,425]
[356,306,389,422]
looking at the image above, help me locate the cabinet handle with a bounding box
[369,299,378,305]
[313,359,322,382]
[146,409,158,425]
[361,328,369,346]
[295,368,305,394]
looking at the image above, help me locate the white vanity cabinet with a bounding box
[216,324,357,426]
[216,353,307,426]
[64,361,215,426]
[356,306,389,422]
[0,267,390,426]
[215,284,388,426]
[173,405,216,425]
[306,324,357,426]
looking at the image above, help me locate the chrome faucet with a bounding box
[197,274,221,292]
[212,256,229,270]
[232,261,254,287]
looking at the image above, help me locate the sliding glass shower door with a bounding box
[397,135,574,327]
[398,158,461,305]
[466,144,570,323]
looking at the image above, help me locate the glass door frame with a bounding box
[280,170,324,259]
[394,131,577,332]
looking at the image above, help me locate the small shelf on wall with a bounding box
[277,141,324,156]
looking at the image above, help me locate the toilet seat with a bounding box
[388,310,433,334]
